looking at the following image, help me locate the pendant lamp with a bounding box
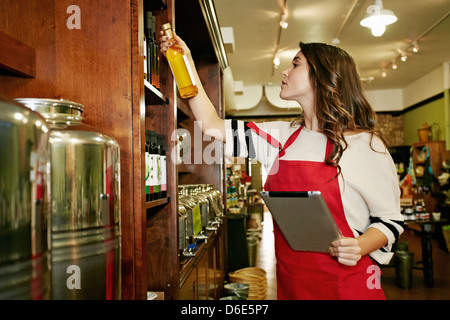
[360,0,397,37]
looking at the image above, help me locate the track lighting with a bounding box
[392,61,397,70]
[397,49,408,62]
[272,2,288,74]
[273,56,280,69]
[412,41,420,53]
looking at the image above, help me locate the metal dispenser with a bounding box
[0,97,51,299]
[16,98,121,300]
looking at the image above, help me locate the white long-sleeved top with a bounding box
[225,119,404,265]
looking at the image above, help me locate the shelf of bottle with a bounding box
[145,196,170,209]
[144,79,168,105]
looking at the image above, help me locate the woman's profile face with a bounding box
[280,51,314,104]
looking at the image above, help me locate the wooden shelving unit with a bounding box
[0,0,227,300]
[0,30,35,78]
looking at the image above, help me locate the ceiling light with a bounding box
[370,24,386,37]
[360,0,397,37]
[397,49,408,61]
[331,38,340,45]
[391,61,397,69]
[273,56,280,68]
[412,41,420,53]
[280,21,288,29]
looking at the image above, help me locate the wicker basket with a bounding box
[228,267,267,300]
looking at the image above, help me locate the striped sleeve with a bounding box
[224,119,256,159]
[367,216,404,264]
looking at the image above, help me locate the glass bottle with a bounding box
[149,130,160,200]
[161,23,198,98]
[145,130,151,201]
[144,12,153,84]
[158,133,167,198]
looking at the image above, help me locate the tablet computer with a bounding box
[260,191,342,252]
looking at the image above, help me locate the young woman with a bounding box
[159,33,404,300]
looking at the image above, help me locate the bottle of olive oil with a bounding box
[161,23,198,98]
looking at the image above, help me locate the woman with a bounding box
[160,33,404,300]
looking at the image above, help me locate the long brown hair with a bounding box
[293,42,387,175]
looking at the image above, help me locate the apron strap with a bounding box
[248,122,335,160]
[279,126,303,157]
[246,121,283,151]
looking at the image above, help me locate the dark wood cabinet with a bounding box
[0,0,226,300]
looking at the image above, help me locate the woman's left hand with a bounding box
[329,238,362,266]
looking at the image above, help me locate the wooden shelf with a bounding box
[145,196,170,209]
[0,30,35,78]
[144,80,168,105]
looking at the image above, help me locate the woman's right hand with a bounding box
[159,31,191,58]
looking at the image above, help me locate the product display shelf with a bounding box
[144,0,228,300]
[173,0,228,300]
[144,79,168,105]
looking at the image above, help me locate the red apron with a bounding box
[260,124,385,300]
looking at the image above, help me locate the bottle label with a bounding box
[161,155,167,191]
[151,154,160,193]
[183,54,196,86]
[145,152,150,194]
[155,154,161,193]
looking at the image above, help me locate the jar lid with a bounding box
[15,98,85,123]
[15,98,84,113]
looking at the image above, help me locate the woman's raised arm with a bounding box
[159,31,225,141]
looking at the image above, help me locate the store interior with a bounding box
[0,0,449,300]
[218,0,450,300]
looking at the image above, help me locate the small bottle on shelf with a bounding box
[145,130,151,202]
[151,15,160,89]
[154,131,162,199]
[158,133,167,198]
[149,130,160,200]
[143,33,149,81]
[161,23,198,98]
[144,11,153,84]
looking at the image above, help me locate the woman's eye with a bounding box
[293,63,299,68]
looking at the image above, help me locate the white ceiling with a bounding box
[214,0,450,92]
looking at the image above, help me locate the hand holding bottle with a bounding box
[158,24,225,140]
[158,24,198,98]
[159,30,190,58]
